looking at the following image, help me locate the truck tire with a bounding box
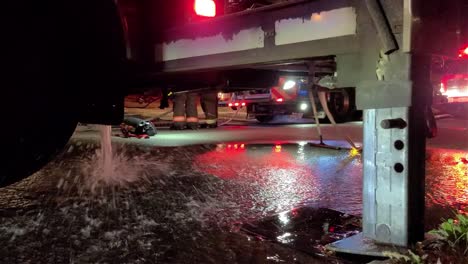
[1,1,123,187]
[256,115,274,123]
[326,88,359,123]
[2,110,77,187]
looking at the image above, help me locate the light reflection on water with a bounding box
[426,148,468,209]
[194,143,363,216]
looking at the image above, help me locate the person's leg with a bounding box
[159,87,169,109]
[171,93,186,130]
[200,91,218,128]
[185,92,199,129]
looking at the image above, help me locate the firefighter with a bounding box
[200,91,218,128]
[159,87,169,109]
[171,92,199,130]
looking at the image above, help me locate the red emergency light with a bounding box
[194,0,216,17]
[458,46,468,58]
[276,98,284,102]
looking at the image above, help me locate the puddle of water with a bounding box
[426,148,468,209]
[193,143,363,216]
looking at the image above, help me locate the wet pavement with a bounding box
[0,117,467,263]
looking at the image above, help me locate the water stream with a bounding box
[95,125,114,186]
[99,125,113,179]
[91,125,143,188]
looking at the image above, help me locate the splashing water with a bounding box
[80,125,144,190]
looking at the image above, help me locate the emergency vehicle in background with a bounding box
[222,76,359,123]
[224,76,313,122]
[439,45,468,103]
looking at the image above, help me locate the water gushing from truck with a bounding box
[99,125,113,179]
[81,125,143,190]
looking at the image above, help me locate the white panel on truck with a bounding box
[275,7,357,46]
[162,27,265,61]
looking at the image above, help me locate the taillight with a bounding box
[229,101,246,107]
[194,0,217,17]
[276,98,284,102]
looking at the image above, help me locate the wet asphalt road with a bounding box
[0,117,467,263]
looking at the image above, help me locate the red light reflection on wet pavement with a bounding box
[194,143,363,215]
[426,148,468,208]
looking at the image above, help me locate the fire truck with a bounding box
[439,45,468,103]
[226,75,360,123]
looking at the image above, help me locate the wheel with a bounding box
[325,88,358,123]
[2,109,77,187]
[256,115,274,123]
[1,2,87,186]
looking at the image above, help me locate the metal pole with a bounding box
[330,0,428,252]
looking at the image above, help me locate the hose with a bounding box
[147,109,174,122]
[219,107,241,126]
[308,86,324,143]
[317,90,359,150]
[125,96,161,109]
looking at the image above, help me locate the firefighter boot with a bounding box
[170,121,185,130]
[200,91,218,128]
[185,92,199,130]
